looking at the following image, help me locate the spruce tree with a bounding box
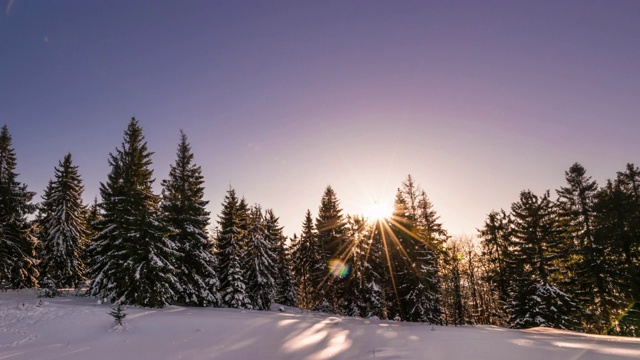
[390,177,444,324]
[88,118,179,307]
[343,215,368,317]
[39,153,88,289]
[556,163,617,332]
[86,197,103,239]
[443,250,465,326]
[597,165,640,336]
[478,210,512,325]
[266,209,296,307]
[414,189,445,324]
[315,185,346,313]
[506,190,579,330]
[215,188,251,309]
[364,220,391,319]
[83,197,102,277]
[293,210,320,309]
[245,205,277,310]
[0,125,38,288]
[161,131,220,306]
[387,189,416,320]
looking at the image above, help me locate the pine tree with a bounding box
[266,209,296,307]
[0,125,38,288]
[161,131,220,306]
[86,197,102,238]
[215,188,251,309]
[478,210,512,325]
[39,153,88,289]
[88,118,179,307]
[245,205,277,310]
[364,220,391,319]
[109,303,127,327]
[506,190,579,330]
[315,185,346,313]
[441,239,466,326]
[387,189,416,321]
[556,163,618,332]
[292,210,320,309]
[343,215,368,317]
[596,165,640,336]
[390,177,444,324]
[414,189,445,324]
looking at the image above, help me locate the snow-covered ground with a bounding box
[1,290,639,360]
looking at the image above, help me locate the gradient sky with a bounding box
[2,0,639,237]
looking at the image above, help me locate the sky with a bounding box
[2,0,639,237]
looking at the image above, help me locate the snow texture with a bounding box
[1,290,639,360]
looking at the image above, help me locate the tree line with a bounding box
[0,118,638,337]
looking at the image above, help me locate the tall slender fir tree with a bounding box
[216,188,251,309]
[293,210,320,309]
[266,209,296,307]
[88,118,179,307]
[245,205,277,310]
[39,153,88,289]
[506,190,579,330]
[0,125,38,288]
[161,131,220,306]
[315,185,346,313]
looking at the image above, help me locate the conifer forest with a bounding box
[0,118,638,337]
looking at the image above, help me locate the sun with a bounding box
[364,201,393,222]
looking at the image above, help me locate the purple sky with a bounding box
[2,0,639,237]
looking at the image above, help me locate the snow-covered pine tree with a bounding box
[387,189,415,320]
[83,197,102,280]
[245,205,277,310]
[39,153,88,289]
[266,209,296,307]
[215,188,251,309]
[0,125,38,288]
[506,190,579,330]
[478,210,512,326]
[293,210,320,309]
[413,189,445,325]
[364,220,391,319]
[87,118,179,308]
[315,185,346,313]
[86,197,102,239]
[342,215,368,317]
[161,131,220,307]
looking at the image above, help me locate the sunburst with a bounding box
[364,201,393,222]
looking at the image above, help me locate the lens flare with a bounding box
[328,259,349,278]
[607,301,636,334]
[5,0,15,15]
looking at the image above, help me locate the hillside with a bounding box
[1,290,639,360]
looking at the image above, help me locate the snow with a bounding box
[2,290,640,360]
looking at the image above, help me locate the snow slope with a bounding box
[1,290,639,360]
